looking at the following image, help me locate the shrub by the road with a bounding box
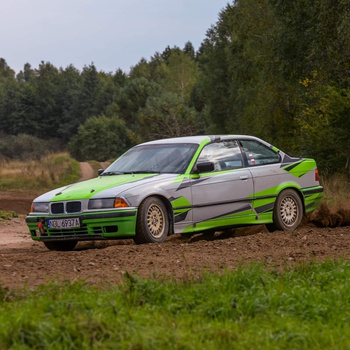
[0,153,80,191]
[1,261,350,349]
[0,210,18,220]
[0,134,61,161]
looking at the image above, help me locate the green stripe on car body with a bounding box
[248,183,301,199]
[183,137,212,175]
[183,209,256,233]
[171,196,192,209]
[282,159,316,178]
[50,174,157,201]
[172,137,211,184]
[301,186,323,213]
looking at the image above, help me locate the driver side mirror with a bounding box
[196,161,215,173]
[98,169,104,176]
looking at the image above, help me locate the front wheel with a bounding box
[134,197,169,244]
[268,189,303,231]
[43,240,78,251]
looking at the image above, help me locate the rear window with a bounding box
[240,140,280,166]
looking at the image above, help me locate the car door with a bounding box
[238,139,282,221]
[190,140,255,232]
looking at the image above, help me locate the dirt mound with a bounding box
[311,203,350,228]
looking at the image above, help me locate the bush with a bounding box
[0,133,62,161]
[68,115,132,161]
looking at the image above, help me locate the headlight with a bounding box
[88,198,115,210]
[88,198,130,209]
[32,202,49,213]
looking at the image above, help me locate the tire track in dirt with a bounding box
[1,220,350,289]
[3,160,349,290]
[78,162,95,182]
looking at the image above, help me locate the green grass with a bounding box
[320,174,350,208]
[0,210,18,220]
[1,261,350,349]
[0,153,80,192]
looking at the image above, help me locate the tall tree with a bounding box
[116,77,161,130]
[136,92,198,143]
[163,51,199,102]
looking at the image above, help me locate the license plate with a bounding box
[47,218,80,230]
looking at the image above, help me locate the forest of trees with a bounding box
[0,0,349,176]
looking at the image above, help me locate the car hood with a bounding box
[35,173,167,202]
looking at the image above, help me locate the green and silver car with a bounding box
[26,135,323,251]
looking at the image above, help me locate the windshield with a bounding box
[102,143,198,175]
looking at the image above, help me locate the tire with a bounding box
[43,240,78,251]
[134,196,169,244]
[269,189,303,231]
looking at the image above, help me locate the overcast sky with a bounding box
[1,0,229,74]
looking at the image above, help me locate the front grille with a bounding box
[50,201,82,214]
[67,201,81,213]
[51,203,64,214]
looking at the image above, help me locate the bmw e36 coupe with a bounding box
[26,135,323,251]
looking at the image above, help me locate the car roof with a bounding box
[140,135,265,146]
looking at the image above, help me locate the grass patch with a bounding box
[0,153,80,192]
[320,174,350,208]
[1,261,350,349]
[0,210,18,220]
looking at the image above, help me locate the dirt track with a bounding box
[0,162,349,289]
[1,216,349,289]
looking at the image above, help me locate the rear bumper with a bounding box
[25,209,137,242]
[301,186,323,213]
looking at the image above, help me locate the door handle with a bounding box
[240,175,248,180]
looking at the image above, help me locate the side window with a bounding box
[240,140,280,166]
[197,140,243,172]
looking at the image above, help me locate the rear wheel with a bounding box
[43,240,78,251]
[134,197,169,244]
[268,189,303,231]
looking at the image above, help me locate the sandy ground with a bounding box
[0,162,349,289]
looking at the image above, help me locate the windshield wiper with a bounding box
[121,171,160,174]
[101,170,160,176]
[100,171,125,176]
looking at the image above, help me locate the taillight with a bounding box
[315,168,319,182]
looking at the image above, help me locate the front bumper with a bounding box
[25,209,137,241]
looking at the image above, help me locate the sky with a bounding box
[1,0,229,74]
